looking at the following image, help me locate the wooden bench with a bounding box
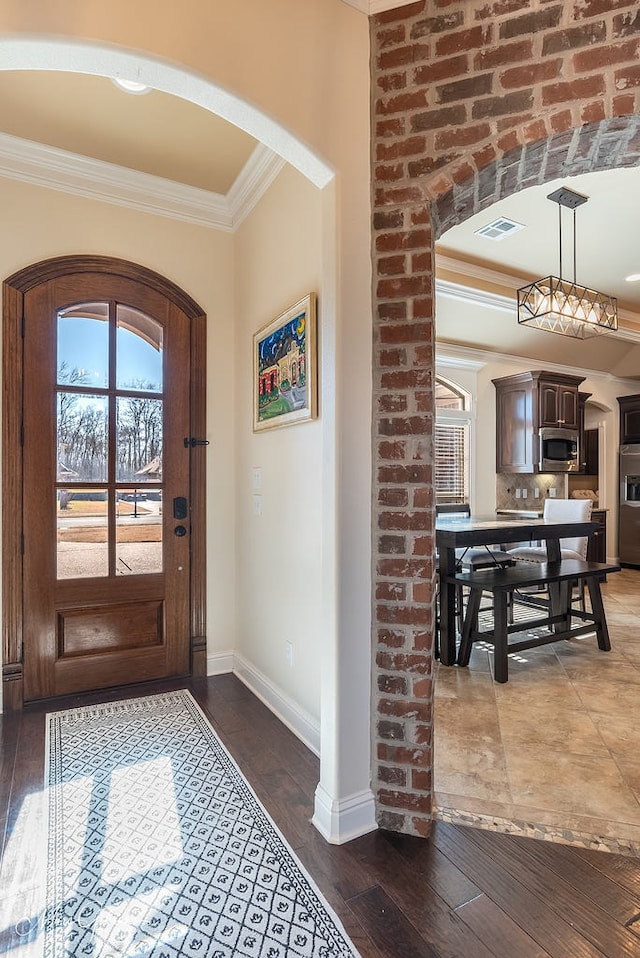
[449,559,620,683]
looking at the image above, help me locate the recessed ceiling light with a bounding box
[625,273,640,282]
[474,217,525,241]
[112,78,150,95]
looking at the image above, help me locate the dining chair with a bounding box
[506,497,592,611]
[435,503,515,655]
[507,496,593,561]
[436,503,515,571]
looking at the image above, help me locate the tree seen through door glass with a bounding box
[57,393,108,483]
[55,303,164,579]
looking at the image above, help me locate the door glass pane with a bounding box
[116,489,163,574]
[116,397,163,483]
[117,306,163,392]
[57,488,108,579]
[57,393,108,483]
[58,303,109,388]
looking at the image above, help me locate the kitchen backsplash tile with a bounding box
[496,473,567,512]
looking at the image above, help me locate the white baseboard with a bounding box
[206,650,235,675]
[208,651,376,843]
[208,650,321,756]
[312,783,377,845]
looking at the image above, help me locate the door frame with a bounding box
[2,255,207,710]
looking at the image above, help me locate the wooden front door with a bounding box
[2,257,207,705]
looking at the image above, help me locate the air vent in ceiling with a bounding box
[474,217,525,241]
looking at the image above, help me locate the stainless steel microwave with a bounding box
[538,427,580,472]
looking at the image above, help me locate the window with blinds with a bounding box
[435,421,468,504]
[435,377,470,505]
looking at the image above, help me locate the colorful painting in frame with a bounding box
[253,293,317,432]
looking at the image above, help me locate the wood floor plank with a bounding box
[574,845,640,899]
[347,884,442,958]
[346,830,497,958]
[0,712,21,858]
[296,827,381,902]
[464,826,640,957]
[0,713,48,956]
[192,681,256,736]
[455,893,553,958]
[246,765,315,851]
[430,822,609,958]
[506,833,640,925]
[382,828,485,910]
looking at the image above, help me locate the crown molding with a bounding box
[437,278,514,315]
[369,0,411,11]
[435,350,486,372]
[437,252,524,297]
[436,259,640,332]
[436,341,640,388]
[228,144,286,229]
[340,0,410,12]
[0,131,283,232]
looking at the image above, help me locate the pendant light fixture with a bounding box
[517,186,618,339]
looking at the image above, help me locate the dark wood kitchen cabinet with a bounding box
[618,394,640,444]
[493,370,585,473]
[539,380,579,429]
[583,428,599,475]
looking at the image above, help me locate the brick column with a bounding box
[370,0,640,836]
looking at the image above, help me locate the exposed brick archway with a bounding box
[431,116,640,240]
[370,0,640,837]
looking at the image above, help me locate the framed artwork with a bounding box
[253,293,317,432]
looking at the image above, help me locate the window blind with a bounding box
[435,421,468,504]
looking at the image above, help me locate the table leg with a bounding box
[457,588,482,667]
[545,538,568,632]
[587,577,612,651]
[493,593,509,683]
[438,547,457,666]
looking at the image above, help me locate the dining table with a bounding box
[435,513,598,666]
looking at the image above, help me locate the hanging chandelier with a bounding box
[517,186,618,339]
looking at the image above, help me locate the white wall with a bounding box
[0,1,375,840]
[234,165,323,727]
[0,174,237,699]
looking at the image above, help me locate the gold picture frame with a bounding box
[253,293,317,432]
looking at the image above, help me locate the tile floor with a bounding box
[434,566,640,854]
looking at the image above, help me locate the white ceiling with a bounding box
[438,167,640,314]
[2,68,639,379]
[435,167,640,380]
[0,71,257,194]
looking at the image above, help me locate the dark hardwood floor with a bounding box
[2,673,640,957]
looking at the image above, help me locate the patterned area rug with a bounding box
[44,690,359,958]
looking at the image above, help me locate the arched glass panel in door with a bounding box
[56,302,164,578]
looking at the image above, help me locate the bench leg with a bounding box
[587,577,611,652]
[493,593,509,683]
[549,580,571,633]
[457,588,482,667]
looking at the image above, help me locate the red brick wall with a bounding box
[370,0,640,835]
